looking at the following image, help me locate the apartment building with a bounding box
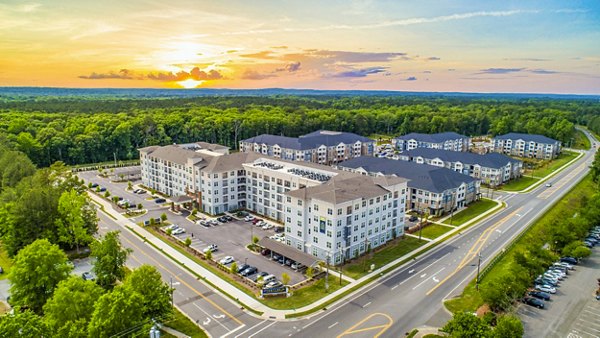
[337,157,480,217]
[239,130,375,165]
[139,142,407,264]
[398,148,522,186]
[493,133,561,159]
[393,132,469,152]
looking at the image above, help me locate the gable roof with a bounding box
[242,130,374,150]
[140,145,205,165]
[494,133,559,144]
[394,132,468,143]
[402,148,521,169]
[338,157,476,193]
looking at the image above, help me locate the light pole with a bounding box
[339,247,346,286]
[170,277,174,307]
[244,257,248,265]
[325,251,330,292]
[418,207,424,241]
[476,252,482,291]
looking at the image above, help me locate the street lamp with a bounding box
[476,252,482,291]
[325,251,330,292]
[170,277,174,307]
[244,257,248,265]
[339,247,346,286]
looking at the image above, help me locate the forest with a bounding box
[0,94,599,167]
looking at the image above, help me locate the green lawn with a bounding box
[530,150,578,178]
[0,242,13,280]
[573,129,591,150]
[162,307,208,338]
[342,236,428,279]
[499,176,540,192]
[264,275,348,310]
[444,175,597,314]
[443,199,498,226]
[419,224,454,239]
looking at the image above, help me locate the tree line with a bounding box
[1,95,598,167]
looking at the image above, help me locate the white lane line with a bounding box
[221,323,247,338]
[328,322,339,329]
[391,284,399,290]
[191,303,231,332]
[363,302,372,308]
[412,267,446,290]
[248,321,277,338]
[230,320,267,338]
[399,252,449,286]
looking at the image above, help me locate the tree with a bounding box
[137,203,143,210]
[9,239,72,314]
[0,309,49,337]
[161,213,167,221]
[230,261,237,274]
[282,273,290,286]
[252,235,259,244]
[88,286,145,338]
[184,237,192,247]
[127,181,132,190]
[43,276,104,336]
[493,314,523,338]
[104,190,110,198]
[205,249,212,260]
[306,266,314,279]
[55,189,96,253]
[91,231,132,290]
[442,312,491,338]
[571,245,592,258]
[123,265,172,319]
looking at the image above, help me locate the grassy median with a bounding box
[499,176,540,192]
[443,199,497,226]
[419,224,454,239]
[162,308,209,338]
[530,150,578,178]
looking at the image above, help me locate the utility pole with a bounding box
[418,207,424,241]
[339,247,345,286]
[325,252,330,292]
[476,252,482,291]
[170,277,174,307]
[113,152,117,167]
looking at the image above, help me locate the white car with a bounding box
[166,224,179,231]
[172,228,185,235]
[203,244,218,253]
[219,256,234,265]
[535,284,556,294]
[545,183,552,187]
[262,223,273,230]
[244,216,255,222]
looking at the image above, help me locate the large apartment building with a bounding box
[139,142,406,264]
[397,148,522,186]
[393,132,469,152]
[493,133,561,159]
[239,130,375,165]
[337,157,480,216]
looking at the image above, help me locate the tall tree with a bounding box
[442,312,491,338]
[91,231,131,290]
[55,189,96,252]
[493,314,523,338]
[123,265,172,320]
[8,239,72,314]
[88,286,145,338]
[0,308,49,337]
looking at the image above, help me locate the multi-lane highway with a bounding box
[96,130,597,337]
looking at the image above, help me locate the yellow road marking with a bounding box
[426,207,522,295]
[538,162,587,200]
[337,313,393,338]
[99,210,244,326]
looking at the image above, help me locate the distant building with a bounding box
[398,148,522,186]
[337,157,480,216]
[239,130,375,165]
[492,133,561,159]
[393,132,469,152]
[139,142,407,264]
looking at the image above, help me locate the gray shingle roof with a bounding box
[338,157,476,193]
[242,130,374,150]
[140,145,204,165]
[402,148,521,169]
[494,133,559,144]
[394,132,468,143]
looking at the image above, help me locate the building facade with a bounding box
[398,148,522,186]
[337,157,480,217]
[393,132,469,153]
[240,130,375,165]
[492,133,561,159]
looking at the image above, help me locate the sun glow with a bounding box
[178,79,203,88]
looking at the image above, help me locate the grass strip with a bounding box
[443,199,498,226]
[499,176,540,192]
[419,224,454,240]
[162,307,209,338]
[529,150,578,178]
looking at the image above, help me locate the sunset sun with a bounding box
[178,79,203,89]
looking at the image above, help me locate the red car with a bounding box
[252,218,262,225]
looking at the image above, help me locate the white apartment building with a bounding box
[240,130,375,165]
[493,133,561,160]
[394,132,469,152]
[398,148,522,186]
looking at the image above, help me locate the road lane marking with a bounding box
[248,321,277,338]
[228,320,265,338]
[363,302,372,308]
[336,313,393,338]
[328,322,339,329]
[391,284,399,290]
[191,302,231,332]
[413,267,445,290]
[420,273,427,278]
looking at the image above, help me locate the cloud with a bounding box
[328,66,387,78]
[423,70,432,73]
[276,62,301,72]
[405,76,417,81]
[271,46,288,49]
[240,51,277,59]
[529,68,560,74]
[241,70,276,80]
[309,50,408,62]
[503,57,551,62]
[79,69,138,80]
[426,57,441,61]
[147,67,224,81]
[478,68,526,74]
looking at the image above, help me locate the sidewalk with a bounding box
[89,191,504,320]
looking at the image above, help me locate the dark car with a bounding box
[560,257,578,265]
[82,271,96,281]
[99,187,107,192]
[91,183,99,188]
[261,249,271,256]
[408,215,418,222]
[274,226,284,233]
[224,215,233,221]
[272,254,282,261]
[236,263,250,273]
[241,266,258,277]
[529,291,551,301]
[155,198,166,203]
[523,297,545,309]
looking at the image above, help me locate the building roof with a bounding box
[242,130,374,150]
[195,141,230,151]
[394,132,468,143]
[257,237,320,267]
[140,145,205,165]
[402,148,521,169]
[171,195,193,204]
[494,133,559,144]
[286,174,406,204]
[201,152,262,173]
[338,157,476,193]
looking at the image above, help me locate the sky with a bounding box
[0,0,599,94]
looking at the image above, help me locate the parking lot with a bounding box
[517,246,600,338]
[78,168,307,286]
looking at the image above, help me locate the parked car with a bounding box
[262,223,274,230]
[244,215,255,222]
[133,188,146,194]
[252,218,262,225]
[265,281,283,288]
[535,284,557,294]
[291,262,304,270]
[523,297,545,309]
[241,266,258,277]
[529,291,551,301]
[172,228,185,235]
[82,271,96,281]
[272,254,282,261]
[274,226,284,233]
[224,216,233,221]
[261,249,271,256]
[209,219,219,226]
[91,183,99,188]
[219,256,234,265]
[408,215,418,222]
[560,257,578,265]
[199,220,210,228]
[166,224,179,231]
[554,262,574,270]
[155,198,166,203]
[236,264,250,273]
[99,187,107,192]
[284,259,293,266]
[217,216,228,223]
[203,244,218,253]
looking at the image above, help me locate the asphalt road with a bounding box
[237,132,598,337]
